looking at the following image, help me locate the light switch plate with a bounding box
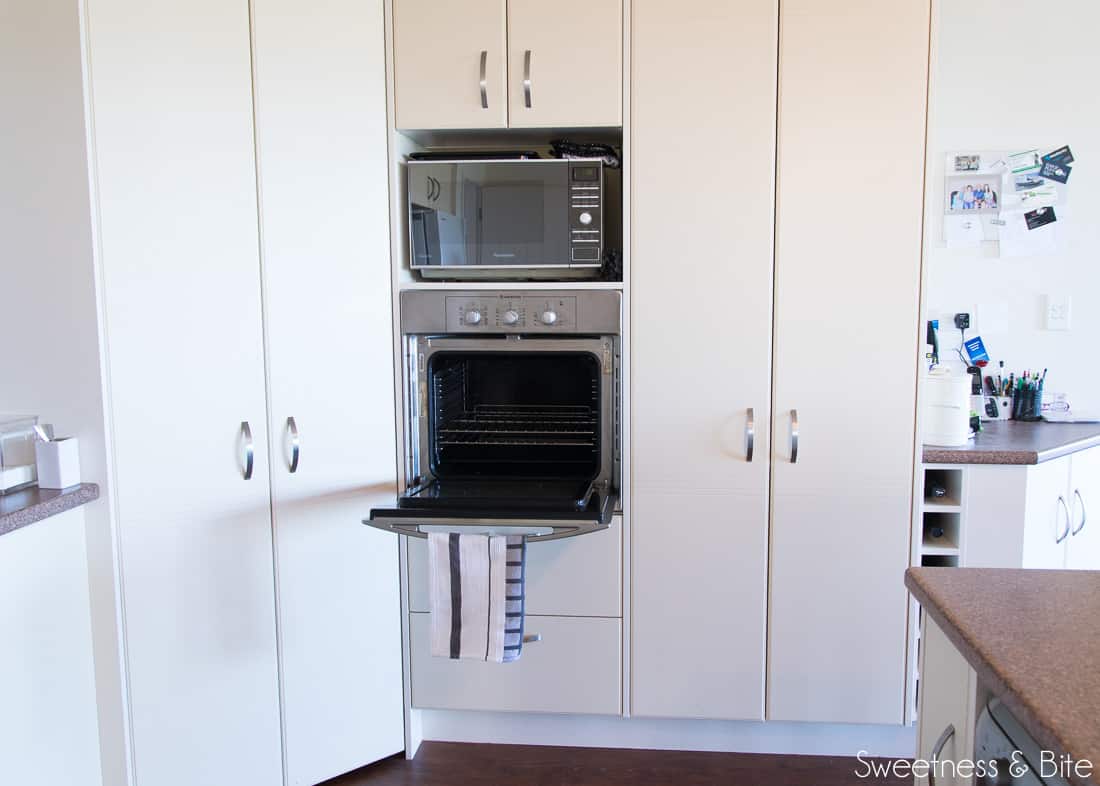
[1044,294,1071,331]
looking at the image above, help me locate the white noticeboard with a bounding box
[942,149,1070,257]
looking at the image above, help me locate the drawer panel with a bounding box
[406,514,621,617]
[409,613,621,715]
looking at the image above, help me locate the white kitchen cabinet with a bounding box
[1021,456,1072,569]
[506,0,622,128]
[391,0,621,130]
[630,0,776,720]
[959,448,1100,571]
[767,0,929,724]
[409,614,621,714]
[85,1,283,782]
[392,0,507,130]
[1066,447,1100,569]
[250,0,404,784]
[915,613,977,786]
[407,515,622,618]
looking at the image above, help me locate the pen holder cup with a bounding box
[35,438,81,490]
[996,396,1013,420]
[1013,390,1043,422]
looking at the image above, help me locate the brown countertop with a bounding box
[906,567,1100,786]
[0,483,100,537]
[923,420,1100,465]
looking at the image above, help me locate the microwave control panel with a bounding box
[446,295,577,333]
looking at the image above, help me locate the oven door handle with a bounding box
[364,516,607,542]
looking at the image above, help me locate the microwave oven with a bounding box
[407,158,604,280]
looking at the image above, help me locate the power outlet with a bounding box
[1044,294,1072,331]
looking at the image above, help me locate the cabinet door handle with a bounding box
[1072,489,1086,535]
[522,50,532,108]
[479,50,488,109]
[789,409,799,464]
[286,416,300,473]
[1056,495,1071,543]
[928,723,955,786]
[240,421,254,480]
[745,407,755,463]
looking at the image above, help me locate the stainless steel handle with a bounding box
[789,409,799,464]
[928,723,955,786]
[240,421,254,480]
[286,416,300,474]
[745,407,755,463]
[1072,489,1086,535]
[479,50,488,109]
[522,50,532,108]
[1056,496,1071,544]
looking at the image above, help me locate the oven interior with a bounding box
[428,351,601,481]
[398,349,604,513]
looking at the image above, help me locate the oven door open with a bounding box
[367,335,618,542]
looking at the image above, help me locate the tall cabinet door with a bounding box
[631,0,777,720]
[392,0,507,129]
[507,0,622,128]
[251,0,404,783]
[768,0,929,724]
[84,1,282,783]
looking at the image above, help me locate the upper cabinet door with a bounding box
[251,0,405,782]
[507,0,622,128]
[767,0,930,725]
[393,0,507,129]
[631,0,776,721]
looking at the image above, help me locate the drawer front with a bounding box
[406,515,622,617]
[409,613,621,715]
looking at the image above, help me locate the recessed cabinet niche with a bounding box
[392,0,622,130]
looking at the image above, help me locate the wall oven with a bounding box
[408,159,605,280]
[368,290,620,541]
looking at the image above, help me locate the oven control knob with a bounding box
[464,310,483,325]
[578,211,593,226]
[540,310,558,325]
[502,309,520,326]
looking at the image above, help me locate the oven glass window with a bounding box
[428,352,600,479]
[409,163,570,269]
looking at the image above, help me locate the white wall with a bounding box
[0,0,128,783]
[923,0,1100,411]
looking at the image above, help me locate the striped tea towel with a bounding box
[428,533,526,663]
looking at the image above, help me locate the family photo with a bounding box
[947,178,1000,213]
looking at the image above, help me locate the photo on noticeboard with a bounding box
[945,175,999,214]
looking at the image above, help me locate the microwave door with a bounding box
[478,183,540,267]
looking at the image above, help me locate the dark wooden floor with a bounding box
[322,742,909,785]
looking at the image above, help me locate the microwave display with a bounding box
[408,159,603,280]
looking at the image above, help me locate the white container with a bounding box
[924,369,971,447]
[35,437,81,490]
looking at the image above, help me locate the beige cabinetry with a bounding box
[392,0,621,130]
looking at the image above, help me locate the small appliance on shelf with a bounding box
[0,414,40,494]
[406,155,609,280]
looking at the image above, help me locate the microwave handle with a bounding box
[523,50,532,108]
[479,50,488,109]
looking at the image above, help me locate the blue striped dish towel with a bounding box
[428,533,526,663]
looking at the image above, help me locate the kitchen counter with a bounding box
[906,567,1100,786]
[923,420,1100,465]
[0,483,100,537]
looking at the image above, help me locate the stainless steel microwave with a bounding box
[407,159,604,280]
